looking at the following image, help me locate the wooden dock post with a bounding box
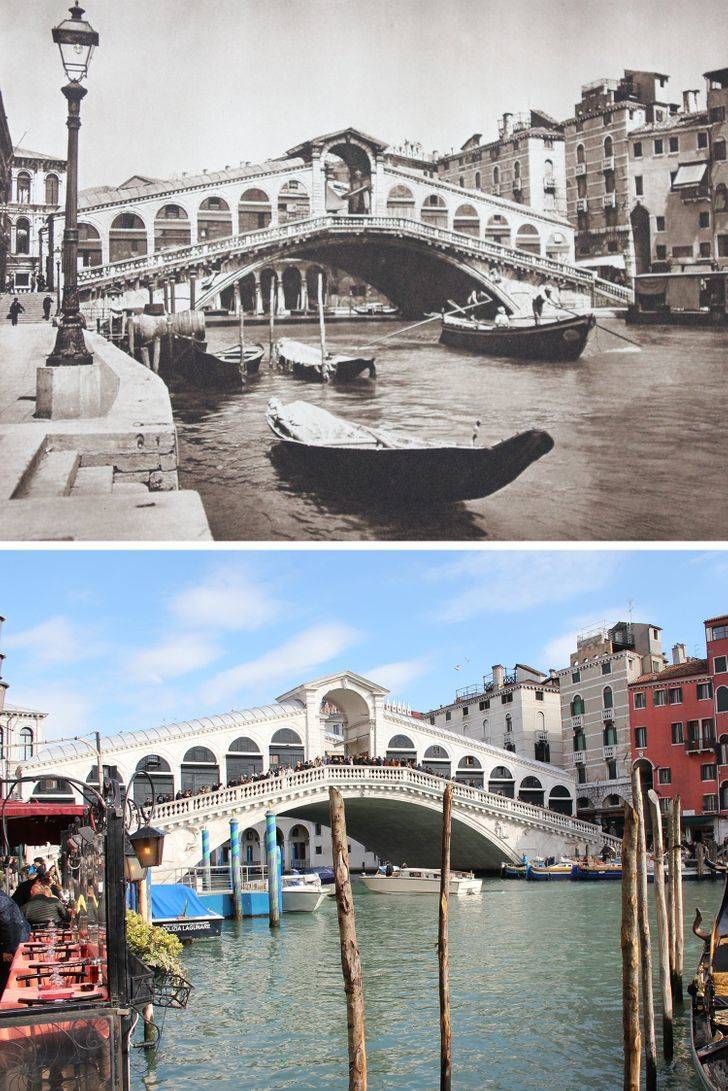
[697,841,705,878]
[201,827,211,892]
[137,871,156,1048]
[672,796,684,1003]
[238,288,246,368]
[666,799,677,995]
[630,766,657,1091]
[229,817,243,921]
[647,789,674,1060]
[328,787,367,1091]
[439,783,453,1091]
[318,273,327,364]
[621,803,641,1091]
[264,811,280,929]
[269,280,276,362]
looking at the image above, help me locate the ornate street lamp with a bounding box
[129,825,166,869]
[46,4,99,367]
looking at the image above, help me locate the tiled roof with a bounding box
[633,658,708,684]
[14,146,65,163]
[631,111,709,136]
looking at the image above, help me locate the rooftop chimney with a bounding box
[501,112,514,137]
[682,89,699,114]
[672,643,687,665]
[492,664,505,687]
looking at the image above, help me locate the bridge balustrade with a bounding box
[151,763,621,849]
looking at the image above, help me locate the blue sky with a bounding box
[1,550,726,745]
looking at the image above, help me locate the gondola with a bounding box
[213,342,265,375]
[169,339,263,391]
[690,872,728,1089]
[440,312,596,362]
[274,337,376,383]
[570,863,622,880]
[500,863,527,879]
[266,398,554,503]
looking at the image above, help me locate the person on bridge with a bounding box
[42,295,53,321]
[7,297,24,327]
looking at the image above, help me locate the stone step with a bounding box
[0,491,212,541]
[112,481,150,496]
[0,431,47,501]
[15,450,81,499]
[71,465,114,496]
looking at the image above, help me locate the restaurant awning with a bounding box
[576,255,626,270]
[683,814,716,827]
[671,161,709,188]
[1,801,86,846]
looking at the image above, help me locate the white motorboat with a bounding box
[359,866,482,896]
[281,873,328,913]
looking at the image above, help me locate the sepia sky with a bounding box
[2,0,727,189]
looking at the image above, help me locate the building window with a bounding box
[668,687,683,705]
[606,759,618,780]
[535,690,544,702]
[712,625,728,641]
[634,692,647,709]
[635,176,644,196]
[479,700,488,711]
[698,132,708,149]
[572,670,581,683]
[601,662,612,676]
[603,686,613,710]
[635,726,647,749]
[703,719,716,742]
[462,706,469,717]
[715,656,728,674]
[702,763,717,781]
[653,690,667,707]
[656,216,665,232]
[16,172,31,203]
[573,730,586,752]
[658,768,672,785]
[576,144,585,165]
[20,727,34,759]
[654,138,664,155]
[14,218,30,255]
[603,724,617,746]
[697,682,713,700]
[633,142,642,158]
[668,136,679,154]
[501,693,513,704]
[45,174,60,204]
[671,722,684,744]
[571,695,585,716]
[715,140,727,162]
[475,171,481,189]
[704,794,718,813]
[577,764,587,784]
[717,688,728,714]
[656,244,667,260]
[699,211,710,229]
[445,711,451,722]
[700,242,712,258]
[315,846,322,855]
[315,823,321,835]
[429,716,435,725]
[711,106,727,123]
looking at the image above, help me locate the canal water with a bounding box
[170,319,728,541]
[132,878,723,1089]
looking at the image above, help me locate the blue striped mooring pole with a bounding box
[265,811,280,928]
[229,818,243,920]
[201,827,211,891]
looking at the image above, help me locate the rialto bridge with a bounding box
[66,128,632,317]
[18,671,619,873]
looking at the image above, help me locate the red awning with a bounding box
[1,801,87,846]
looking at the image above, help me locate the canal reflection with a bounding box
[169,319,728,541]
[132,879,723,1089]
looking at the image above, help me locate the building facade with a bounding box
[0,91,13,290]
[557,621,665,832]
[705,68,728,265]
[423,663,563,769]
[706,614,728,840]
[5,147,66,291]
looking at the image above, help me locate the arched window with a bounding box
[459,175,465,188]
[0,726,3,760]
[78,223,102,267]
[544,159,554,181]
[238,188,272,232]
[134,754,174,805]
[474,171,481,190]
[181,746,219,794]
[198,195,232,241]
[16,172,31,203]
[485,214,510,246]
[573,729,586,752]
[109,212,147,262]
[154,204,191,250]
[386,734,416,762]
[577,796,593,812]
[603,686,613,710]
[422,744,451,778]
[421,193,448,229]
[277,180,310,224]
[515,223,541,255]
[453,203,480,237]
[518,775,544,806]
[576,143,585,165]
[514,160,521,179]
[32,777,74,802]
[716,184,728,212]
[455,755,483,788]
[289,824,310,865]
[493,165,500,187]
[269,728,304,768]
[20,727,33,759]
[604,136,614,159]
[488,765,514,797]
[721,781,728,812]
[603,723,617,746]
[717,686,728,713]
[14,218,30,255]
[571,695,585,717]
[226,736,263,782]
[548,785,573,815]
[481,718,489,743]
[386,184,416,219]
[45,174,60,204]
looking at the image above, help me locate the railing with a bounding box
[571,715,583,728]
[168,864,267,891]
[76,213,613,301]
[153,763,619,845]
[602,745,617,760]
[601,708,615,721]
[572,750,587,765]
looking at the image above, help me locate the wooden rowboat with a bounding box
[690,872,728,1089]
[274,337,375,383]
[213,343,265,375]
[440,312,596,362]
[266,399,554,503]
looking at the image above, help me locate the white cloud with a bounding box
[433,552,622,622]
[365,657,431,693]
[170,569,279,632]
[201,622,360,706]
[128,634,221,685]
[10,686,94,743]
[4,616,88,666]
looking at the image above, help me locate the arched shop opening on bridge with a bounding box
[386,734,417,763]
[486,214,511,246]
[422,745,451,778]
[198,195,232,241]
[518,776,545,807]
[456,755,483,788]
[289,824,310,867]
[154,204,191,250]
[238,188,272,232]
[78,223,102,267]
[269,728,304,768]
[226,737,263,782]
[133,755,174,805]
[181,746,219,793]
[278,180,310,223]
[548,785,573,815]
[109,213,147,262]
[386,184,416,218]
[488,765,515,798]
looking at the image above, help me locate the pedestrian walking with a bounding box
[42,295,53,320]
[531,286,546,325]
[7,297,24,327]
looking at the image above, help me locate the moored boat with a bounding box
[274,337,375,382]
[213,342,265,375]
[151,884,224,940]
[440,312,596,362]
[570,862,623,881]
[281,873,328,913]
[689,872,728,1088]
[360,866,482,895]
[266,399,554,503]
[526,862,573,881]
[501,863,527,879]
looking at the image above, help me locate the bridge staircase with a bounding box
[0,295,52,326]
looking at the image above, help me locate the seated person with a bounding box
[12,858,61,908]
[494,306,510,328]
[22,879,71,930]
[0,891,30,993]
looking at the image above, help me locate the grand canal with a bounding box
[170,319,728,541]
[132,878,723,1089]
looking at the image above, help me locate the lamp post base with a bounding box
[46,321,94,367]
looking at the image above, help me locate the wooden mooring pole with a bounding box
[329,787,367,1091]
[269,279,276,362]
[647,789,674,1060]
[439,783,453,1091]
[137,872,156,1049]
[672,796,684,1003]
[621,803,641,1091]
[666,799,677,996]
[630,767,657,1091]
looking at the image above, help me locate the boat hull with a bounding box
[270,428,554,503]
[440,314,596,361]
[359,875,482,895]
[276,341,375,383]
[501,865,527,879]
[281,888,327,912]
[570,864,623,881]
[155,915,223,939]
[526,865,572,881]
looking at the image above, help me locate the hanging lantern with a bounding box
[130,825,165,869]
[52,4,99,83]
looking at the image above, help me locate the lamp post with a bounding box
[46,4,99,367]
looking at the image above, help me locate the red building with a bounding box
[629,642,717,842]
[706,614,728,828]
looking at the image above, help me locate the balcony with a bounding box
[571,714,583,728]
[686,734,716,754]
[503,733,516,750]
[572,750,587,765]
[602,193,617,208]
[536,729,549,743]
[491,184,501,196]
[603,744,617,760]
[575,163,587,177]
[543,179,556,193]
[602,156,615,171]
[576,198,588,212]
[512,178,522,192]
[601,708,615,721]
